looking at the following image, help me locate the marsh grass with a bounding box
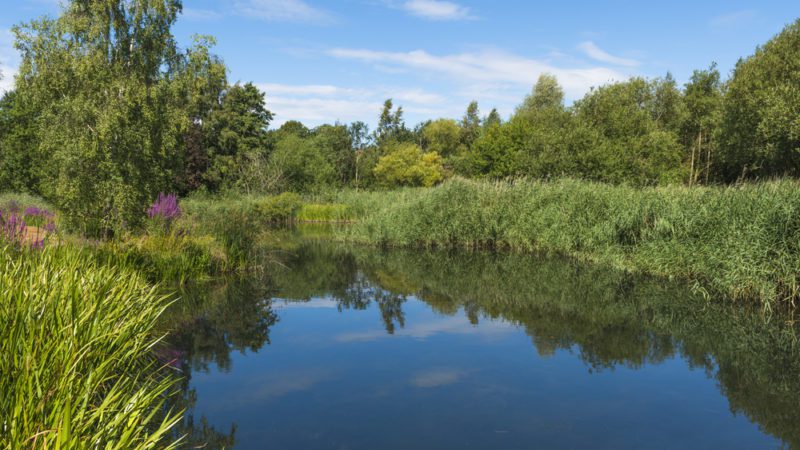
[329,178,800,307]
[0,244,183,449]
[296,203,352,222]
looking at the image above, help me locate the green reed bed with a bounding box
[330,178,800,307]
[0,244,183,449]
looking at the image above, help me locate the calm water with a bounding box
[163,236,800,449]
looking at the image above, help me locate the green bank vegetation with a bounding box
[0,245,182,449]
[324,178,800,307]
[0,0,799,446]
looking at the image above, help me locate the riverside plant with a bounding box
[329,177,800,308]
[147,193,182,235]
[0,244,184,448]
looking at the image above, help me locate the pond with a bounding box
[162,234,800,449]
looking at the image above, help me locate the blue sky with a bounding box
[0,1,797,128]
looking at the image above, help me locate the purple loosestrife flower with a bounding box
[148,193,181,221]
[24,206,42,217]
[1,212,26,244]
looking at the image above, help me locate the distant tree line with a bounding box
[0,0,798,235]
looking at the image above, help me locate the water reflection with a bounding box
[164,236,800,449]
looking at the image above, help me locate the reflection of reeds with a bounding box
[0,245,183,448]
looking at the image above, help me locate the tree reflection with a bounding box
[265,239,800,448]
[164,235,800,448]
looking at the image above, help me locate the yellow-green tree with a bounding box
[373,143,445,187]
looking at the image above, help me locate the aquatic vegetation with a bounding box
[296,203,352,222]
[0,244,183,448]
[327,178,800,307]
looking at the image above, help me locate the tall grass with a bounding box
[0,244,183,448]
[330,178,800,307]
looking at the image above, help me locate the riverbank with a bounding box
[317,178,800,308]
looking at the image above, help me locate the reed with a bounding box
[329,177,800,307]
[0,244,183,449]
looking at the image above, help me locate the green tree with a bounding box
[484,108,502,129]
[13,0,188,235]
[572,77,685,185]
[460,101,481,149]
[717,19,800,181]
[204,82,273,191]
[268,134,335,192]
[516,74,564,118]
[177,35,228,193]
[422,119,462,157]
[374,99,411,148]
[0,90,40,193]
[373,143,445,187]
[313,123,355,186]
[682,64,722,185]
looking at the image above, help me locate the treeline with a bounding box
[0,0,798,235]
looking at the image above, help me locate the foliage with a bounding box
[422,119,462,157]
[0,244,183,448]
[717,18,800,181]
[13,0,189,235]
[204,82,273,192]
[297,203,352,222]
[254,192,303,222]
[373,143,446,188]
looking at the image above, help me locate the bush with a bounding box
[254,192,302,222]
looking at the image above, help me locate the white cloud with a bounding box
[327,47,628,100]
[257,82,448,127]
[577,41,639,67]
[335,315,513,342]
[402,0,474,21]
[234,0,334,23]
[410,368,468,388]
[0,29,18,94]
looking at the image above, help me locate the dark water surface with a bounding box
[163,236,800,449]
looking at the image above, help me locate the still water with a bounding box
[163,237,800,449]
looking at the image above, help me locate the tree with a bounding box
[374,99,411,148]
[177,35,228,193]
[572,77,685,185]
[313,123,354,186]
[460,101,481,150]
[373,143,445,187]
[13,0,189,235]
[717,19,800,181]
[484,108,502,129]
[268,134,334,192]
[516,74,565,118]
[422,119,461,157]
[204,82,273,191]
[0,90,40,193]
[682,64,722,185]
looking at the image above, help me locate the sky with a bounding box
[0,0,797,128]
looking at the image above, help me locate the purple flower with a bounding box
[1,211,26,244]
[24,206,42,217]
[147,193,181,221]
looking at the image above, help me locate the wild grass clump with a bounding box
[296,203,352,222]
[0,244,183,449]
[333,177,800,307]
